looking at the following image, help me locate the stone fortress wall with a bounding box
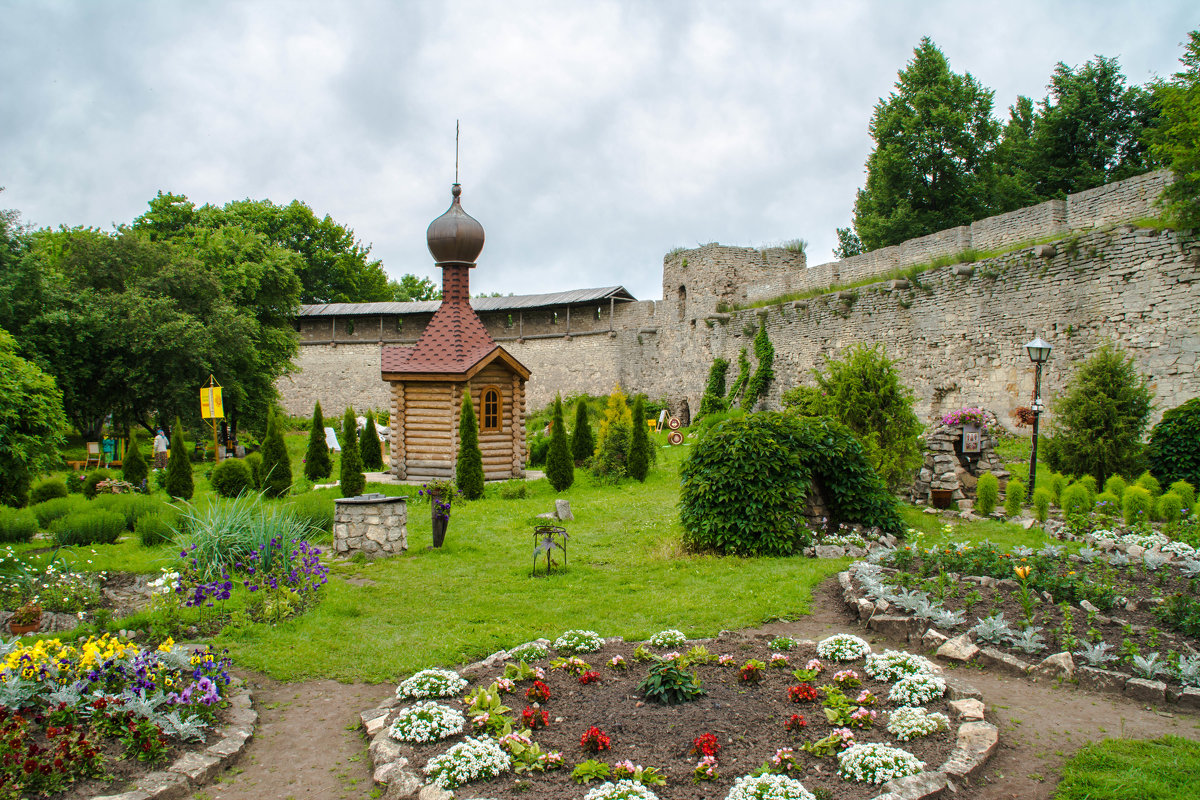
[280,169,1199,431]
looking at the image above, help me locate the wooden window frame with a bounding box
[480,386,502,433]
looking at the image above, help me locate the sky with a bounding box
[1,2,1194,302]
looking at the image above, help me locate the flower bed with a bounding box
[364,631,994,800]
[0,634,237,798]
[847,531,1200,699]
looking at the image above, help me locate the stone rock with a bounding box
[555,499,574,521]
[1175,688,1200,711]
[1076,666,1128,693]
[922,628,949,649]
[815,544,846,559]
[91,792,153,800]
[977,646,1032,676]
[995,578,1019,592]
[374,762,408,785]
[536,512,556,520]
[1021,519,1037,530]
[370,735,404,764]
[943,721,1000,781]
[1032,651,1075,680]
[878,770,949,799]
[419,785,455,800]
[1080,600,1099,613]
[857,598,876,621]
[135,771,191,800]
[845,545,868,559]
[937,634,979,662]
[383,770,424,799]
[868,614,920,641]
[1125,677,1167,703]
[943,676,983,701]
[1125,544,1146,559]
[169,751,222,784]
[948,698,986,721]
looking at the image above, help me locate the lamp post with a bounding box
[1024,336,1053,502]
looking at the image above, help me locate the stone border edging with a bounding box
[837,567,1200,714]
[361,636,997,800]
[91,672,257,800]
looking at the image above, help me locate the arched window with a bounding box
[481,387,502,432]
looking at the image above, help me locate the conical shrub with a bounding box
[339,408,365,498]
[165,418,193,500]
[304,402,332,481]
[360,409,384,471]
[456,390,485,500]
[546,394,574,492]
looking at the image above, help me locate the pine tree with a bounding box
[627,395,651,482]
[304,401,332,481]
[570,399,595,466]
[545,394,574,492]
[456,389,485,499]
[594,385,633,479]
[165,418,193,500]
[260,407,293,498]
[360,409,384,471]
[339,408,365,497]
[122,428,148,489]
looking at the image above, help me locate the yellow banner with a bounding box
[200,386,224,419]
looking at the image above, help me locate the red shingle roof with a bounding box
[380,299,497,376]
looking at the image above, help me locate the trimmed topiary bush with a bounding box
[975,472,999,516]
[211,458,254,498]
[122,429,148,489]
[0,507,37,544]
[1060,482,1093,518]
[545,394,574,492]
[456,391,485,501]
[51,509,125,546]
[339,409,365,498]
[360,409,384,471]
[136,510,176,547]
[627,395,651,482]
[1004,478,1026,517]
[304,401,332,481]
[1147,397,1200,491]
[1032,487,1052,522]
[679,412,901,556]
[570,399,595,466]
[260,407,292,499]
[30,477,68,505]
[166,419,194,500]
[1168,480,1195,516]
[1122,485,1154,526]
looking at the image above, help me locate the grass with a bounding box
[1054,736,1200,800]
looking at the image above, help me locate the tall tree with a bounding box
[339,408,365,498]
[988,95,1043,212]
[388,274,441,302]
[0,327,66,507]
[456,390,485,500]
[570,399,595,466]
[1149,29,1200,228]
[853,37,1001,249]
[627,395,651,482]
[304,401,332,481]
[545,394,574,492]
[165,417,194,500]
[260,407,293,498]
[360,409,384,471]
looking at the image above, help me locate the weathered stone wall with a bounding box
[279,170,1196,435]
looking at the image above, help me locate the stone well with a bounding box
[913,410,1009,508]
[333,493,407,558]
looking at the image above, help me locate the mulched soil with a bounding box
[391,634,957,800]
[871,556,1199,685]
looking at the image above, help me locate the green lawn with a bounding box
[1054,736,1200,800]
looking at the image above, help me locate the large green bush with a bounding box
[1103,475,1128,498]
[51,509,125,546]
[260,407,292,499]
[0,507,37,544]
[29,477,68,505]
[93,493,158,530]
[570,399,595,466]
[0,328,67,508]
[593,385,633,480]
[339,408,365,498]
[455,390,485,500]
[1122,485,1154,526]
[211,457,254,498]
[245,451,264,489]
[975,472,999,516]
[166,419,194,500]
[122,429,148,489]
[1032,487,1052,522]
[811,343,922,490]
[303,401,332,481]
[1043,343,1153,484]
[1095,490,1121,522]
[1168,480,1195,515]
[83,469,112,499]
[31,495,86,529]
[1158,492,1184,527]
[1136,470,1162,498]
[1148,398,1200,491]
[545,395,574,492]
[1060,482,1093,518]
[679,413,901,556]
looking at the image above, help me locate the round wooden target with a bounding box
[667,417,681,430]
[667,431,684,445]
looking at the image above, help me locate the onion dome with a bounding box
[426,184,485,265]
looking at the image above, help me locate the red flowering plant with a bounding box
[522,706,549,730]
[578,670,602,685]
[739,659,765,683]
[784,713,808,733]
[526,680,551,704]
[787,683,818,703]
[691,732,721,759]
[580,725,611,753]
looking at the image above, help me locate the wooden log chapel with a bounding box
[381,183,530,482]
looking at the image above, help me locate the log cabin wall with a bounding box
[401,381,456,482]
[468,362,521,481]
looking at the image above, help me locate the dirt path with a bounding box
[188,578,1200,799]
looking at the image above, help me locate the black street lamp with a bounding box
[1025,336,1053,502]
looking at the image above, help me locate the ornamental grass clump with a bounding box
[889,674,946,707]
[174,494,317,580]
[424,735,511,790]
[387,701,465,743]
[816,634,871,662]
[396,668,468,699]
[864,650,936,682]
[724,773,817,800]
[554,629,605,654]
[886,706,950,741]
[837,742,924,784]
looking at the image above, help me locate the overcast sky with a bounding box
[1,2,1194,301]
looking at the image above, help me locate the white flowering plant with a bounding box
[886,706,950,741]
[387,701,464,743]
[424,735,511,789]
[837,742,924,783]
[583,779,660,800]
[508,641,548,662]
[864,650,937,682]
[816,634,871,662]
[396,668,468,699]
[554,629,605,654]
[647,628,687,648]
[889,674,946,707]
[724,773,817,800]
